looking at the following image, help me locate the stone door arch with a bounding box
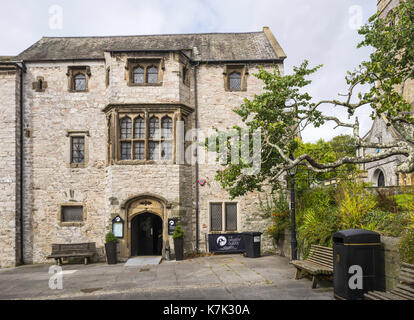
[120,194,169,258]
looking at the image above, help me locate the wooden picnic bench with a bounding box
[364,262,414,300]
[47,243,96,265]
[290,244,333,289]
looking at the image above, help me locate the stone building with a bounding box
[359,0,414,187]
[0,27,286,268]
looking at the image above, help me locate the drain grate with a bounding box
[140,268,150,272]
[80,287,103,294]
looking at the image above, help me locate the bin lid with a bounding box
[333,229,380,244]
[243,232,262,236]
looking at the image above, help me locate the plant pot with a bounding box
[174,237,184,261]
[105,243,117,264]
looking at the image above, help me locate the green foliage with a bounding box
[357,0,414,121]
[173,222,184,239]
[395,193,414,212]
[260,191,290,241]
[105,232,118,244]
[336,182,376,229]
[297,207,341,258]
[364,210,408,237]
[399,231,414,264]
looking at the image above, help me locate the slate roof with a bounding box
[16,30,285,62]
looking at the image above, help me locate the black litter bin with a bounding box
[333,229,384,300]
[243,232,262,258]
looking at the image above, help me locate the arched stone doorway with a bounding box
[120,194,168,258]
[373,169,385,187]
[131,212,163,256]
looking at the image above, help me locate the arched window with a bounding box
[133,116,145,160]
[120,117,132,139]
[161,116,173,160]
[377,171,385,187]
[133,66,144,84]
[149,116,160,160]
[149,116,159,139]
[229,72,241,91]
[147,66,158,84]
[134,116,145,139]
[74,74,86,91]
[120,117,132,160]
[161,116,172,139]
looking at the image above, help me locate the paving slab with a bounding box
[124,256,162,267]
[0,254,333,300]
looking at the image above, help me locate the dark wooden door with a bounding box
[131,213,163,256]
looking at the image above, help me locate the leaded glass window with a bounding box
[71,137,85,164]
[225,203,237,231]
[161,141,172,160]
[121,142,131,160]
[134,142,145,160]
[74,74,86,91]
[149,141,159,160]
[161,116,172,139]
[229,72,241,91]
[133,66,145,84]
[210,203,223,231]
[149,117,159,139]
[134,116,145,139]
[120,117,132,139]
[147,66,158,84]
[61,206,83,222]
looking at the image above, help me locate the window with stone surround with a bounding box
[67,66,91,92]
[117,113,174,162]
[32,76,48,92]
[127,59,164,86]
[210,202,238,232]
[224,65,247,92]
[66,130,89,168]
[59,203,85,226]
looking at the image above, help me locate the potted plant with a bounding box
[173,222,184,261]
[105,232,118,264]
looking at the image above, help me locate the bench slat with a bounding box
[399,275,414,284]
[401,262,414,270]
[397,284,414,295]
[391,288,414,300]
[364,293,381,300]
[368,291,391,300]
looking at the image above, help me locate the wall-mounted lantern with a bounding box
[112,215,124,238]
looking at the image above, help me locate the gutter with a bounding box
[1,61,27,265]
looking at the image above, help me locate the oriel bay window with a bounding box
[118,113,174,162]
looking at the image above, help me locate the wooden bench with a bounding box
[364,262,414,300]
[47,243,96,265]
[290,244,333,289]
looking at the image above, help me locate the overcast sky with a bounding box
[0,0,377,142]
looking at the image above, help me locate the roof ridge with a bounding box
[41,31,264,39]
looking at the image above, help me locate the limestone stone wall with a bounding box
[196,62,284,252]
[0,67,21,268]
[0,52,283,266]
[22,61,108,263]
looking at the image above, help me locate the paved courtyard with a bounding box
[0,254,333,300]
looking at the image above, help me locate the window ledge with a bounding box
[127,83,163,87]
[59,222,85,227]
[114,160,175,165]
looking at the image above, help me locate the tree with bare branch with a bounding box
[207,0,414,198]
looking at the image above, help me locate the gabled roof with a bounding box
[16,28,286,62]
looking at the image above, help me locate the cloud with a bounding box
[0,0,377,142]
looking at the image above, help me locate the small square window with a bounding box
[61,206,83,222]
